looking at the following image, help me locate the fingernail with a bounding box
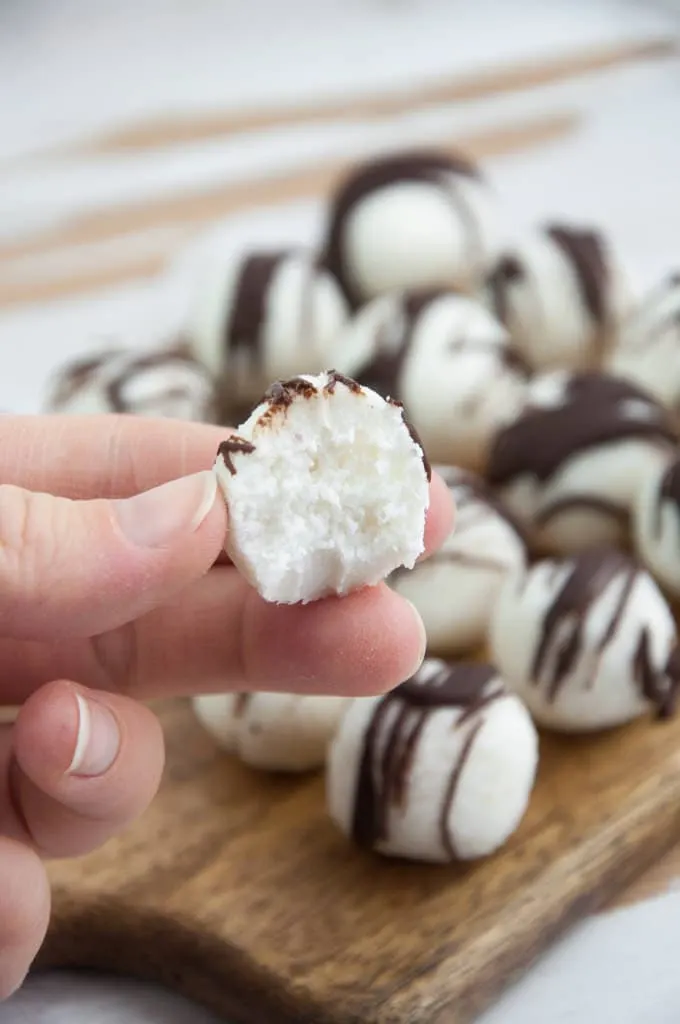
[404,599,428,677]
[68,693,121,777]
[113,470,217,549]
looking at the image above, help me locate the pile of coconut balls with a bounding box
[46,147,680,866]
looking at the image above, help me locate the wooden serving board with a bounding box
[40,697,680,1024]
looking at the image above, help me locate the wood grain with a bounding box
[38,38,675,158]
[0,112,577,311]
[40,698,680,1024]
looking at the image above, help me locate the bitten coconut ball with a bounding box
[608,272,680,412]
[193,692,352,772]
[322,149,498,309]
[390,466,527,655]
[634,456,680,600]
[486,370,677,555]
[486,223,632,371]
[327,659,538,863]
[213,370,431,604]
[44,342,218,422]
[489,547,680,732]
[187,248,349,414]
[335,289,528,470]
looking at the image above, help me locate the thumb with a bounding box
[0,471,225,640]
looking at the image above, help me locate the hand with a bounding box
[0,413,453,997]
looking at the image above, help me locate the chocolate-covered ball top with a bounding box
[487,371,677,487]
[487,223,611,341]
[323,148,481,308]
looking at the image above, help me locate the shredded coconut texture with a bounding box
[213,371,430,604]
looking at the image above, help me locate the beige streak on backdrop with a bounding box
[0,37,675,313]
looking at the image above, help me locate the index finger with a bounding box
[0,414,226,500]
[0,414,454,555]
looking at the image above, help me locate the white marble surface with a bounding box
[2,1,680,1021]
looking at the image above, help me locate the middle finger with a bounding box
[0,569,427,703]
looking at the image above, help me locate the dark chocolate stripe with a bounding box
[487,255,525,327]
[224,252,288,370]
[487,372,677,488]
[351,662,501,853]
[535,494,630,529]
[531,547,637,703]
[623,275,680,354]
[49,347,124,409]
[106,344,214,416]
[441,466,529,549]
[355,291,441,400]
[633,630,680,720]
[439,719,483,860]
[657,459,680,533]
[545,225,608,327]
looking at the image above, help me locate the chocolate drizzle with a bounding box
[351,662,504,855]
[217,436,256,475]
[531,547,678,717]
[48,342,217,421]
[355,291,442,401]
[106,343,214,417]
[447,467,527,542]
[323,150,481,308]
[545,225,608,327]
[487,255,525,327]
[387,398,432,482]
[264,376,318,408]
[532,547,633,701]
[657,460,680,532]
[535,494,629,530]
[487,372,677,488]
[49,348,123,409]
[257,370,431,480]
[224,252,287,371]
[324,369,362,395]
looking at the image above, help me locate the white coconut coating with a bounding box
[193,692,351,772]
[335,290,528,470]
[634,456,680,600]
[391,466,526,655]
[489,547,680,732]
[44,344,217,422]
[323,150,498,308]
[608,273,680,412]
[213,370,430,604]
[187,248,349,408]
[327,659,538,863]
[486,223,632,372]
[486,370,677,555]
